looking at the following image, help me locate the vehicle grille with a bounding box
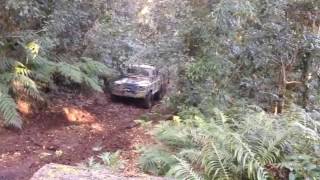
[124,84,138,91]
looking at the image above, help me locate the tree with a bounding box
[179,0,320,113]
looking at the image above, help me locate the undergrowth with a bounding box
[139,105,320,180]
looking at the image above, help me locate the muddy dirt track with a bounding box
[0,92,156,180]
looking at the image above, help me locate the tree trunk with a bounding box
[275,64,287,114]
[301,52,311,109]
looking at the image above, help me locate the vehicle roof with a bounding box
[129,64,155,70]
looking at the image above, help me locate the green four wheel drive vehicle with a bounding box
[110,64,169,108]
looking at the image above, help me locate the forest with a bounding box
[0,0,319,179]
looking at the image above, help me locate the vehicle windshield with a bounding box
[126,67,150,77]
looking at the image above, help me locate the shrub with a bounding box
[139,105,320,180]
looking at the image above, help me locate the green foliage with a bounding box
[176,0,320,111]
[0,93,22,128]
[140,106,320,180]
[98,151,123,169]
[0,40,111,128]
[139,148,177,176]
[282,154,320,179]
[79,151,123,171]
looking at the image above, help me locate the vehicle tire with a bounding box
[155,86,165,100]
[161,85,167,98]
[143,92,153,109]
[111,94,118,102]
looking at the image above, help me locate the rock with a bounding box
[30,163,173,180]
[47,145,59,151]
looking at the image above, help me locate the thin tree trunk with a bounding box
[301,52,311,109]
[275,63,286,114]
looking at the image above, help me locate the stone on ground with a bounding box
[30,163,170,180]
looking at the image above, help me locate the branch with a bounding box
[285,81,302,85]
[287,48,300,68]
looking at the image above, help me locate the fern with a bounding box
[0,40,112,128]
[78,57,111,77]
[14,62,32,76]
[98,151,123,169]
[12,74,43,101]
[0,82,10,94]
[30,58,56,85]
[140,106,319,179]
[139,148,177,176]
[0,93,22,128]
[178,149,202,166]
[56,62,83,83]
[56,61,106,92]
[204,142,231,180]
[168,156,204,180]
[78,151,124,171]
[154,125,194,149]
[0,59,14,72]
[82,76,103,92]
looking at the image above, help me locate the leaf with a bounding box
[0,93,22,128]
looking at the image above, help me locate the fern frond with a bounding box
[168,156,204,180]
[231,133,269,180]
[12,74,43,101]
[14,62,32,76]
[98,151,122,168]
[293,122,320,141]
[154,125,194,149]
[179,148,202,166]
[30,59,57,89]
[56,62,105,92]
[213,108,230,127]
[78,57,110,77]
[203,142,230,180]
[82,76,103,92]
[56,62,83,83]
[0,93,22,128]
[0,59,14,72]
[139,148,177,176]
[0,72,15,84]
[0,82,10,94]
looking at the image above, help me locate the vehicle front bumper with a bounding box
[111,89,146,98]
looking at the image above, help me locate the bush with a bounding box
[139,105,320,180]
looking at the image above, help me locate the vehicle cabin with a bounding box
[126,65,159,79]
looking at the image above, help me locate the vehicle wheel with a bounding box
[111,94,118,102]
[143,92,153,109]
[155,86,165,100]
[161,85,167,98]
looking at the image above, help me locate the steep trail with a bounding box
[0,1,182,179]
[0,92,154,180]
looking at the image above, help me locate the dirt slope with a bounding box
[0,92,154,180]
